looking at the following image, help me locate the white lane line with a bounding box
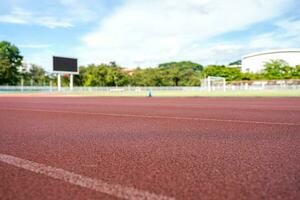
[2,100,300,111]
[0,153,174,200]
[1,108,300,126]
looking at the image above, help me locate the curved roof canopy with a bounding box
[242,49,300,59]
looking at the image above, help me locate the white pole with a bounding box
[50,80,53,92]
[70,74,73,91]
[245,83,248,90]
[223,78,226,92]
[21,77,24,92]
[57,74,61,92]
[208,76,211,92]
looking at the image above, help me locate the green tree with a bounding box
[130,68,168,86]
[80,63,129,86]
[0,41,23,85]
[292,65,300,78]
[159,61,203,71]
[240,72,260,80]
[158,61,203,86]
[263,60,292,80]
[29,64,47,85]
[106,67,129,86]
[203,65,242,81]
[83,64,107,86]
[130,68,146,86]
[168,66,181,86]
[73,66,86,86]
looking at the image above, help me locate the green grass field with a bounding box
[1,89,300,97]
[60,89,300,97]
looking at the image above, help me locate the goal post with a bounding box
[202,76,226,92]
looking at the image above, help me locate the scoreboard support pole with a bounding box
[57,73,73,92]
[57,74,61,92]
[70,74,73,91]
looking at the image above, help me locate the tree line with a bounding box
[74,61,203,87]
[1,41,300,86]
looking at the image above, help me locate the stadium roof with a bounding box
[242,49,300,59]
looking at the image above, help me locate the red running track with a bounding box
[0,97,299,200]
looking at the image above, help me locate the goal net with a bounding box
[202,76,226,91]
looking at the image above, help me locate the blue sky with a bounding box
[0,0,299,71]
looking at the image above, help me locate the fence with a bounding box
[227,79,300,90]
[1,79,300,95]
[0,86,203,93]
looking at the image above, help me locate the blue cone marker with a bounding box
[148,89,152,97]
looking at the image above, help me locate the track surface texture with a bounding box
[0,97,300,200]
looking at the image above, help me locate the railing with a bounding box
[0,85,299,93]
[1,79,300,95]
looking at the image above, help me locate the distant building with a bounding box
[242,49,300,73]
[227,64,242,69]
[19,62,30,73]
[121,68,135,75]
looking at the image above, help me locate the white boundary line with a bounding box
[0,153,174,200]
[1,108,300,126]
[2,100,300,111]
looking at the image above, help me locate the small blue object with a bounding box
[148,89,152,97]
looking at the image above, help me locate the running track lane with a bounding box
[0,97,300,200]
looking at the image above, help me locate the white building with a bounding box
[242,49,300,73]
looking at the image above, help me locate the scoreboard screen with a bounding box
[53,56,78,73]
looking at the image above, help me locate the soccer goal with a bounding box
[202,76,226,92]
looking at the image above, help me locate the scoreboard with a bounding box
[53,56,78,74]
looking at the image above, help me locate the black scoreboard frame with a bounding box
[53,56,79,74]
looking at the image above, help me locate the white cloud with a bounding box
[0,8,30,24]
[19,44,52,49]
[204,18,300,64]
[23,50,54,71]
[0,0,104,28]
[59,0,97,23]
[275,18,300,39]
[248,18,300,51]
[79,0,295,67]
[36,17,73,28]
[0,7,73,28]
